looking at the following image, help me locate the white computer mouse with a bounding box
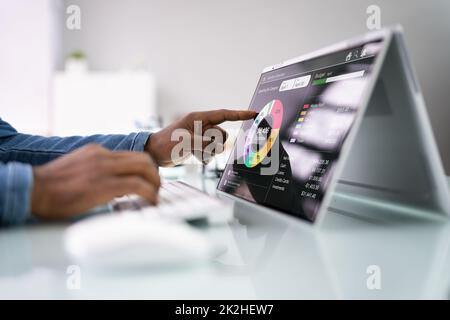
[64,212,217,270]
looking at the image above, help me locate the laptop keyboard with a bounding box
[111,180,233,224]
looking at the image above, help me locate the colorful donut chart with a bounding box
[244,99,284,168]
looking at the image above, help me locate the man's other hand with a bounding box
[145,109,256,166]
[31,144,160,220]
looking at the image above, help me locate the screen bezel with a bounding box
[216,28,394,227]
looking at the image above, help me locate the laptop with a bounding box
[108,25,449,227]
[215,25,450,226]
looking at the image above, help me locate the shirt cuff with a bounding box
[0,162,33,226]
[130,132,152,152]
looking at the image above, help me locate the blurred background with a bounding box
[1,0,450,172]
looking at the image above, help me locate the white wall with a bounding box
[0,0,62,135]
[61,0,450,172]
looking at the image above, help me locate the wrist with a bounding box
[145,132,168,166]
[144,132,157,160]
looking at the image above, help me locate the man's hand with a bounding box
[145,109,256,166]
[31,144,160,220]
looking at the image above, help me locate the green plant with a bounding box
[69,50,86,60]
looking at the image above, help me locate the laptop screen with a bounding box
[218,38,385,223]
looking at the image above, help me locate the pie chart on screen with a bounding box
[244,99,284,168]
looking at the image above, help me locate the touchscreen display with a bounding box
[218,39,384,222]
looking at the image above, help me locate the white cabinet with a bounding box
[52,71,157,136]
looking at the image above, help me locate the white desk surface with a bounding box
[1,173,449,300]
